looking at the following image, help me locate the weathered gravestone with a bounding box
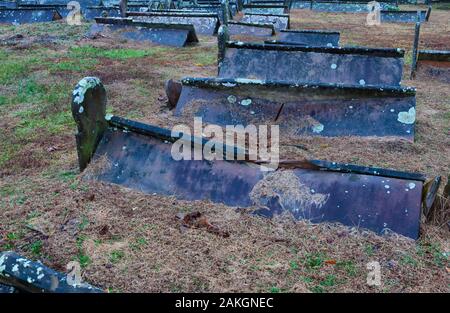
[266,29,340,47]
[70,77,439,240]
[90,16,199,47]
[0,7,62,24]
[128,11,220,35]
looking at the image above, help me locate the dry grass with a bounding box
[0,7,449,293]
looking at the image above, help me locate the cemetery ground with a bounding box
[0,8,449,292]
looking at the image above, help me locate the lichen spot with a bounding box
[312,123,324,133]
[105,113,113,121]
[408,182,416,190]
[397,107,415,124]
[73,77,101,105]
[227,95,237,104]
[331,63,337,69]
[78,106,84,114]
[359,79,366,85]
[240,99,252,106]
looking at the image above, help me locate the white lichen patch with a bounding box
[73,77,101,105]
[235,78,265,85]
[227,95,237,103]
[397,107,416,124]
[12,264,19,273]
[312,123,324,133]
[359,79,366,85]
[250,170,329,214]
[105,113,113,121]
[331,63,337,69]
[240,99,252,106]
[408,182,416,190]
[222,82,236,87]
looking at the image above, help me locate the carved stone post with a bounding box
[217,25,229,75]
[221,0,230,25]
[119,0,128,18]
[71,77,107,172]
[410,22,421,79]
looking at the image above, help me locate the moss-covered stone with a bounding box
[71,77,107,171]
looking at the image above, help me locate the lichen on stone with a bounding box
[397,107,416,124]
[73,77,101,105]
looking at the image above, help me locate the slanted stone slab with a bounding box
[0,251,103,293]
[17,4,72,18]
[381,10,428,23]
[312,1,397,12]
[128,11,220,35]
[242,4,288,14]
[173,77,416,140]
[269,29,340,47]
[218,37,405,87]
[0,8,62,24]
[20,0,100,9]
[83,6,121,20]
[416,50,450,83]
[228,20,276,37]
[0,1,17,9]
[71,77,433,239]
[240,12,289,30]
[290,0,311,9]
[92,17,199,47]
[171,5,233,22]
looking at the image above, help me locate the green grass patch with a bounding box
[110,250,125,264]
[320,274,337,287]
[0,143,20,168]
[336,260,358,277]
[0,60,29,85]
[436,3,450,10]
[75,235,91,268]
[69,45,169,60]
[400,254,418,267]
[48,59,98,73]
[192,51,216,66]
[0,95,8,106]
[0,54,44,85]
[15,109,74,139]
[29,240,43,256]
[130,237,148,251]
[269,286,280,293]
[304,252,326,269]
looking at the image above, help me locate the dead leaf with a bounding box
[176,211,229,238]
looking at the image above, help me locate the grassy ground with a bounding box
[0,8,449,293]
